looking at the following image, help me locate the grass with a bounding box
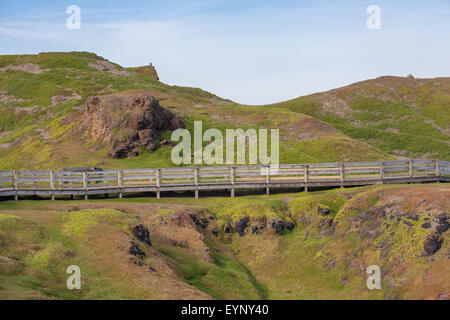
[1,51,422,171]
[0,184,448,299]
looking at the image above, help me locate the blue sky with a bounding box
[1,0,449,104]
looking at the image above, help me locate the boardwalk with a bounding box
[0,159,449,200]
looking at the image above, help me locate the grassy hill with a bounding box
[0,184,448,299]
[273,76,450,160]
[4,52,449,170]
[0,52,449,300]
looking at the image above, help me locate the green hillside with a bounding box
[1,52,449,171]
[0,52,410,170]
[273,76,450,160]
[0,184,448,299]
[0,52,449,300]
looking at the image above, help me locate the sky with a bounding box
[1,0,449,105]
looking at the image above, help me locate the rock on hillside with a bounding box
[82,92,184,158]
[129,65,160,80]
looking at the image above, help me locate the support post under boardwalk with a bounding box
[339,163,344,188]
[265,166,270,195]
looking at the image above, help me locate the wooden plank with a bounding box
[383,160,408,166]
[413,165,435,171]
[345,161,385,167]
[307,169,340,175]
[413,160,435,165]
[308,163,340,168]
[198,172,230,178]
[122,168,156,173]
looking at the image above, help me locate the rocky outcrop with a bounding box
[423,233,442,256]
[82,93,184,158]
[268,219,284,235]
[318,205,331,216]
[132,224,152,247]
[129,240,146,266]
[235,217,249,236]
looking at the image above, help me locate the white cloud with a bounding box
[0,1,449,104]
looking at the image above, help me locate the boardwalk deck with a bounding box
[0,159,448,200]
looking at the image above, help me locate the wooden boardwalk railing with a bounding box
[0,159,449,200]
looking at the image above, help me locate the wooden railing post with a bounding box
[194,167,199,199]
[49,170,55,200]
[304,164,309,192]
[83,171,88,200]
[265,165,270,195]
[230,166,235,198]
[380,161,384,184]
[118,170,123,198]
[339,163,344,188]
[12,170,18,201]
[436,159,440,183]
[156,169,161,199]
[408,160,413,183]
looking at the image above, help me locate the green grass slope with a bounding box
[0,52,448,171]
[0,184,448,299]
[273,76,450,160]
[0,52,395,170]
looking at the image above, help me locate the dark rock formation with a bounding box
[434,213,449,234]
[211,228,218,236]
[129,240,146,266]
[132,224,152,247]
[251,225,260,234]
[172,240,188,248]
[319,218,333,231]
[421,222,431,229]
[224,225,232,233]
[83,93,184,158]
[235,218,249,236]
[318,205,331,216]
[284,221,295,231]
[269,219,284,235]
[423,233,442,256]
[189,213,209,229]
